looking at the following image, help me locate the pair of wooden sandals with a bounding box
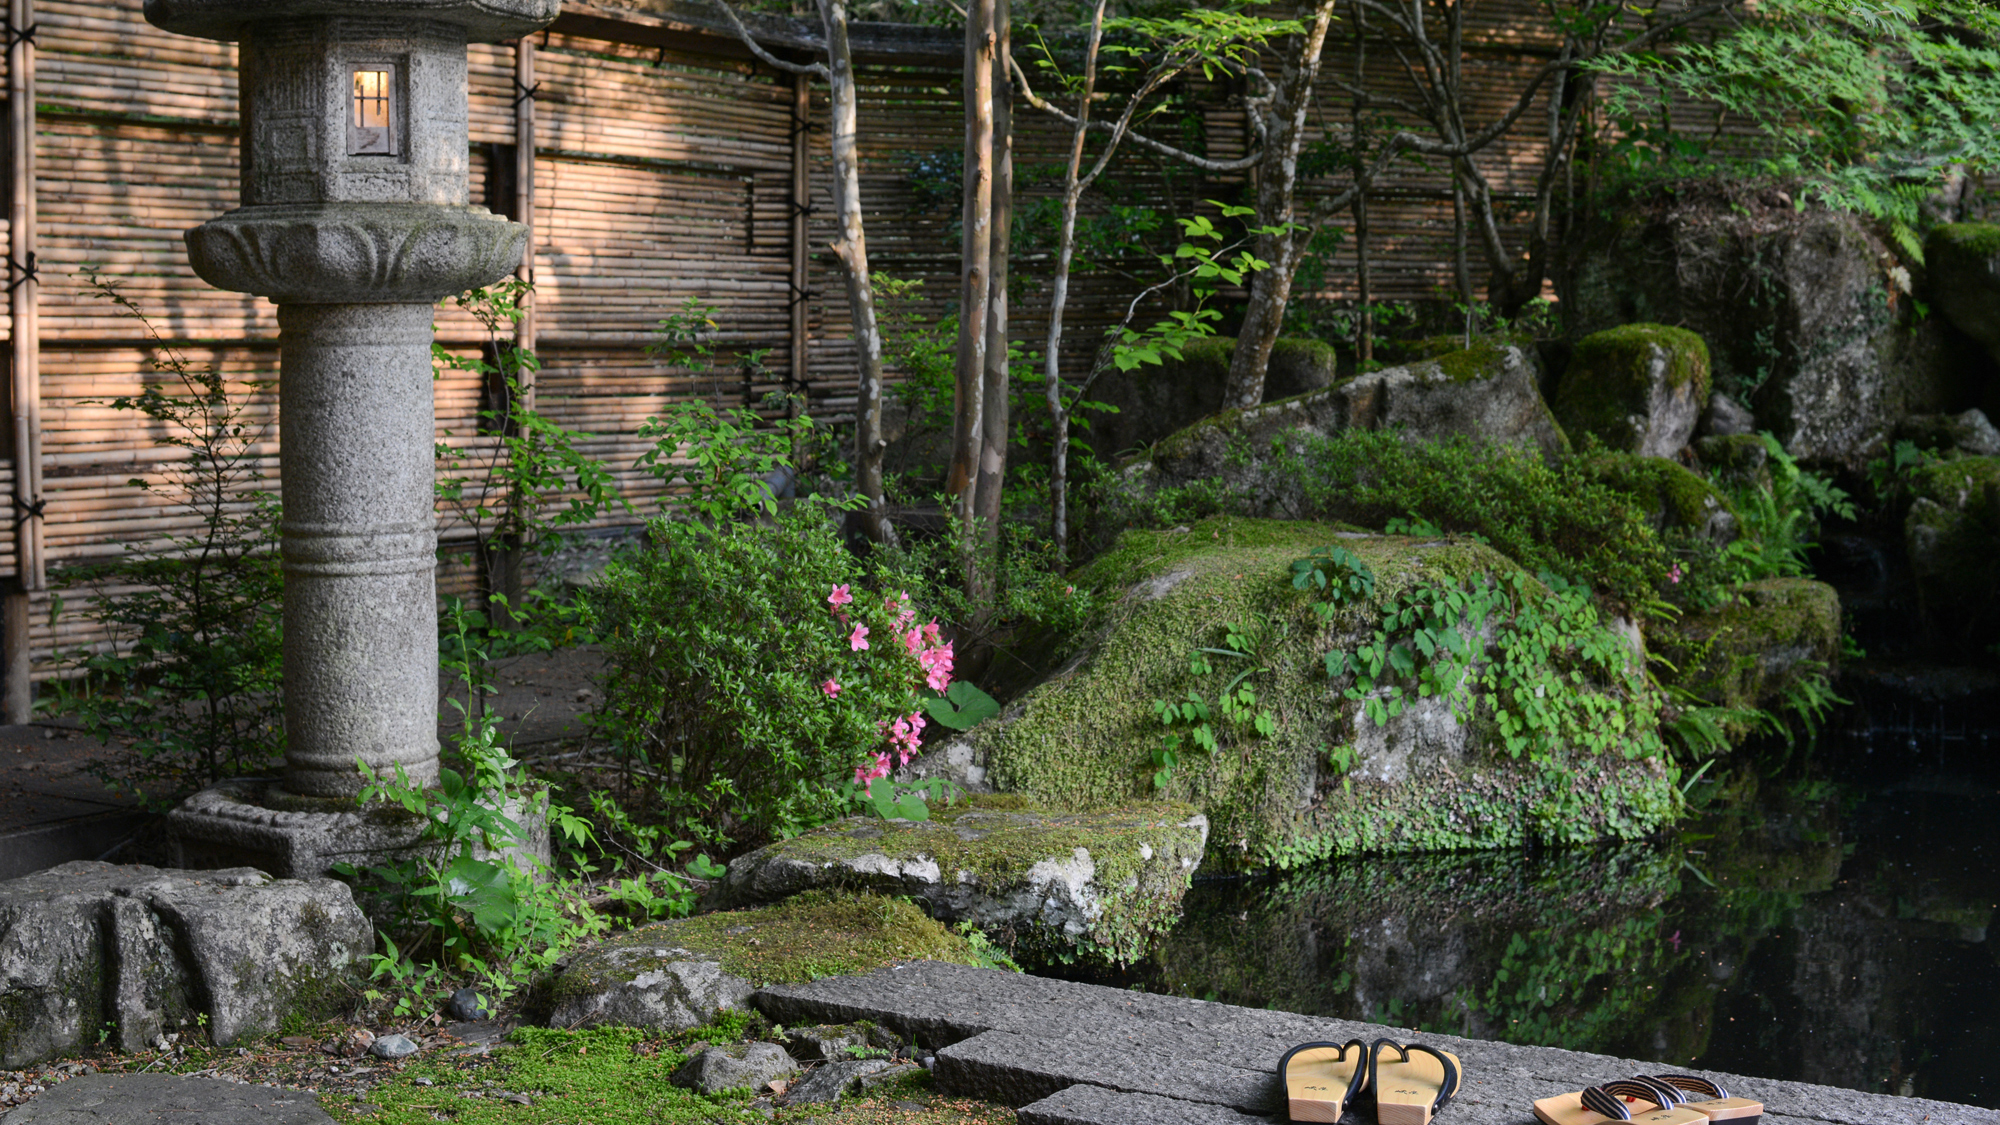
[1533,1075,1763,1125]
[1280,1038,1461,1124]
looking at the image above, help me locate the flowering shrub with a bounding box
[587,501,989,851]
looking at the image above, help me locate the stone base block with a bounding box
[165,777,550,880]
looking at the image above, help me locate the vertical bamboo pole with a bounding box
[513,36,537,408]
[4,0,39,724]
[790,70,810,412]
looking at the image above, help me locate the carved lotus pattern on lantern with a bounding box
[184,202,528,304]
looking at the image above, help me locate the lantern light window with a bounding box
[349,66,397,156]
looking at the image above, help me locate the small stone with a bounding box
[413,1077,434,1086]
[782,1058,901,1105]
[369,1034,419,1060]
[671,1043,798,1096]
[505,1093,533,1105]
[445,987,493,1021]
[782,1023,869,1063]
[894,1100,926,1112]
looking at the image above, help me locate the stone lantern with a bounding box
[153,0,559,875]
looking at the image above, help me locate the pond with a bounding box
[1060,684,2000,1108]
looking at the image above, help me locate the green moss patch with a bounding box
[1902,456,2000,654]
[1578,452,1737,540]
[1555,324,1711,453]
[585,894,987,988]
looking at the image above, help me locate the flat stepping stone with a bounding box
[754,961,2000,1125]
[0,1074,333,1123]
[712,798,1209,964]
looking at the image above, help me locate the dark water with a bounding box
[1067,684,2000,1107]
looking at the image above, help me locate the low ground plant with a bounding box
[1278,430,1672,609]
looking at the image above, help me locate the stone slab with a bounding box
[754,961,2000,1125]
[1018,1084,1280,1125]
[0,1074,334,1124]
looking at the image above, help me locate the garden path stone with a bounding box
[546,940,753,1032]
[711,800,1208,964]
[753,961,2000,1125]
[0,1074,334,1124]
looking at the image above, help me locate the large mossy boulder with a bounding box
[927,519,1678,869]
[1554,325,1712,457]
[1131,343,1567,513]
[1083,336,1337,458]
[1893,408,2000,458]
[1650,578,1841,719]
[1569,189,1972,466]
[1924,224,2000,366]
[711,797,1206,964]
[546,892,990,1031]
[1903,456,2000,655]
[0,863,371,1067]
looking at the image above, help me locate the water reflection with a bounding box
[1087,766,2000,1107]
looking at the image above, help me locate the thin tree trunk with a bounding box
[972,0,1012,560]
[816,0,893,543]
[947,0,997,549]
[1222,0,1342,411]
[1350,0,1372,367]
[1044,0,1106,566]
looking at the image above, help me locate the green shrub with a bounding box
[1279,429,1673,608]
[586,501,947,852]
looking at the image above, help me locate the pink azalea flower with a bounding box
[848,623,870,651]
[828,584,853,607]
[903,628,924,655]
[1668,564,1683,585]
[821,679,841,697]
[921,621,942,646]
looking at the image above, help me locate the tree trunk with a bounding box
[972,0,1012,556]
[816,0,893,543]
[1044,4,1105,566]
[1222,0,1342,411]
[947,0,997,546]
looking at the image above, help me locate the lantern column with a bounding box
[150,0,560,874]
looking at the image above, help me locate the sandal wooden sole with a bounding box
[1372,1041,1463,1125]
[1676,1097,1762,1122]
[1280,1040,1366,1123]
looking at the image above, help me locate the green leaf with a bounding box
[921,681,1001,731]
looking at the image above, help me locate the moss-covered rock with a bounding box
[546,893,990,1031]
[1554,325,1711,457]
[1578,452,1737,544]
[709,797,1208,965]
[1924,223,2000,365]
[1693,433,1774,494]
[1082,335,1338,459]
[1650,578,1842,717]
[1126,343,1569,519]
[927,519,1678,870]
[1903,456,2000,656]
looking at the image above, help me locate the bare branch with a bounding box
[1009,53,1264,173]
[707,0,830,78]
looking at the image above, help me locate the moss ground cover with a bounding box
[573,892,989,990]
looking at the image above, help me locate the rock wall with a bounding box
[1566,189,1981,466]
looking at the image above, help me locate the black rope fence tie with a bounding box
[11,495,46,528]
[3,16,36,49]
[512,77,540,108]
[5,252,35,296]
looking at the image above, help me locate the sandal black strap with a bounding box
[1367,1038,1460,1115]
[1581,1078,1682,1120]
[1650,1073,1729,1100]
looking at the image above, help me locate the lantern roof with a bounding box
[144,0,560,43]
